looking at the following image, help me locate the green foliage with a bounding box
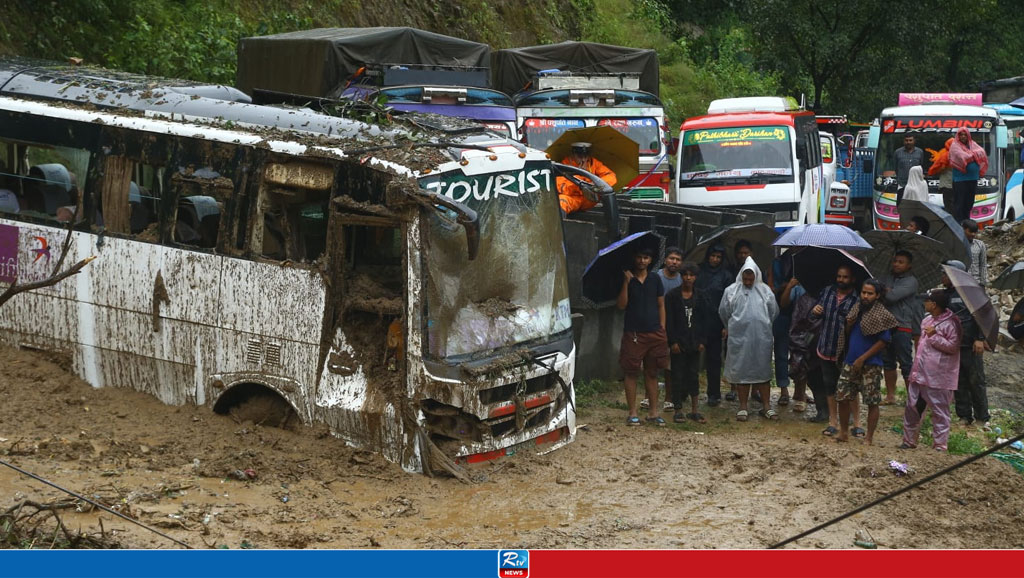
[574,378,619,409]
[946,431,985,456]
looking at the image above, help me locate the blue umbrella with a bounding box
[992,261,1024,290]
[773,223,872,251]
[897,200,970,263]
[581,231,664,305]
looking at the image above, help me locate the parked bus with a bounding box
[674,97,824,229]
[985,103,1024,221]
[866,96,1007,229]
[0,62,576,474]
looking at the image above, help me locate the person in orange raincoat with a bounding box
[556,142,617,215]
[927,138,954,214]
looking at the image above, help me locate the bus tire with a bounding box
[213,383,299,430]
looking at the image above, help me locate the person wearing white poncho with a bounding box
[719,256,779,421]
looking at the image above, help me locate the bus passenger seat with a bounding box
[28,164,72,215]
[129,182,152,234]
[176,195,220,248]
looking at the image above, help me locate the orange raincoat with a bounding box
[556,156,617,214]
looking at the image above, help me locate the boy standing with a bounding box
[666,263,707,423]
[617,248,669,426]
[835,279,899,444]
[646,247,684,412]
[880,250,920,405]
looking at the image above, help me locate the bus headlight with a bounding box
[775,210,798,221]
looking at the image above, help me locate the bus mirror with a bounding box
[668,137,680,156]
[997,125,1008,149]
[862,158,873,173]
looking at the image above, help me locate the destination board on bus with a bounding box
[882,117,995,133]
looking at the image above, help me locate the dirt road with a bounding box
[1,345,1023,550]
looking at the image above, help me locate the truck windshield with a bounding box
[521,118,585,150]
[875,124,996,180]
[679,125,793,182]
[597,118,661,154]
[420,161,571,360]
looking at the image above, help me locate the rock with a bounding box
[555,477,574,485]
[139,445,150,454]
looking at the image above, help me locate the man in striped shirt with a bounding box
[810,265,861,436]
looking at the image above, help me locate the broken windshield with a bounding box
[420,161,571,360]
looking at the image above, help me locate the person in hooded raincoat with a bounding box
[556,142,617,215]
[950,127,989,222]
[719,256,778,422]
[901,165,929,204]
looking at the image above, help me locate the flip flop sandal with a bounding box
[898,442,916,449]
[627,416,642,426]
[673,412,687,424]
[736,410,748,422]
[822,426,838,436]
[725,392,738,402]
[759,409,779,420]
[792,400,807,412]
[639,399,651,409]
[852,427,867,438]
[778,395,790,406]
[645,416,667,427]
[687,412,707,424]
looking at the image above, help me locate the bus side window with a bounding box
[169,166,229,250]
[261,189,329,262]
[0,141,91,224]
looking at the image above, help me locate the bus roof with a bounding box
[879,104,999,118]
[681,110,812,130]
[985,103,1024,117]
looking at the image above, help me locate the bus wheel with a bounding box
[213,383,299,430]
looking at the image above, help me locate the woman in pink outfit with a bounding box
[902,289,962,451]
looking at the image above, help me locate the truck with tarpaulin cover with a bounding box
[0,59,577,475]
[236,27,518,137]
[492,41,674,201]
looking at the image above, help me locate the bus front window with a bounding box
[875,128,996,182]
[679,125,793,183]
[420,161,571,360]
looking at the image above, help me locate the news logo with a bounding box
[498,549,529,578]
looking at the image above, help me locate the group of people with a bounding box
[893,129,988,222]
[614,223,993,452]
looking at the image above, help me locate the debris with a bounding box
[244,468,257,480]
[555,477,574,485]
[888,460,911,476]
[854,528,877,549]
[229,469,248,481]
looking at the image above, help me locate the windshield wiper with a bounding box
[413,190,480,260]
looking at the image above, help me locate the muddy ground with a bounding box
[1,345,1023,550]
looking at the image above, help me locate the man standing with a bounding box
[617,247,669,426]
[942,261,991,428]
[811,265,861,436]
[696,244,732,406]
[892,135,924,190]
[666,263,707,424]
[649,247,685,412]
[835,279,898,445]
[880,250,920,405]
[719,257,778,422]
[556,142,617,215]
[962,219,988,287]
[771,250,795,407]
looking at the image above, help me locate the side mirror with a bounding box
[862,158,873,174]
[668,137,680,156]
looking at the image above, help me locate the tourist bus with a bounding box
[674,97,824,229]
[985,103,1024,221]
[513,73,673,201]
[0,62,576,474]
[866,95,1007,229]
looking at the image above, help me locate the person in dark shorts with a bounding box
[617,247,669,426]
[810,265,861,436]
[880,250,920,405]
[666,262,707,423]
[835,279,898,445]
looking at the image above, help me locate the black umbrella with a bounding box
[897,200,970,264]
[685,222,777,274]
[862,230,947,291]
[791,246,872,297]
[581,231,663,305]
[942,264,999,350]
[992,261,1024,291]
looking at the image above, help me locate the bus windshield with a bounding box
[421,161,571,360]
[679,125,793,182]
[875,123,997,179]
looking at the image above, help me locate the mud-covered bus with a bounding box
[867,97,1007,229]
[0,62,576,475]
[674,97,824,229]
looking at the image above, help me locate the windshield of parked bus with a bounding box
[679,125,793,182]
[875,121,997,184]
[597,118,661,154]
[420,160,571,359]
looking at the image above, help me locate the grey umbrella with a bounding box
[897,200,970,263]
[992,261,1024,291]
[772,223,872,252]
[942,264,999,350]
[686,222,778,274]
[862,230,947,290]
